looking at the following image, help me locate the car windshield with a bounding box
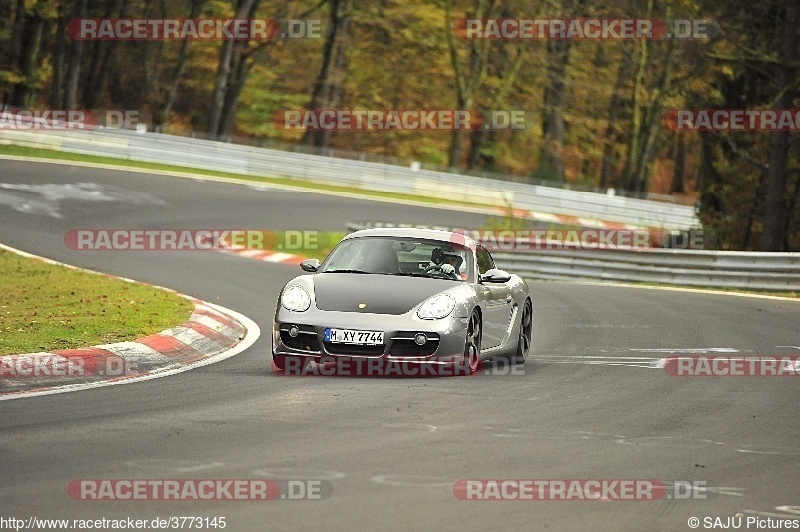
[319,236,472,281]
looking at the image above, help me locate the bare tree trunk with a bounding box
[537,0,583,181]
[760,1,798,251]
[537,39,571,181]
[444,0,496,168]
[88,34,123,109]
[303,0,352,148]
[49,8,68,109]
[783,170,800,250]
[6,0,26,79]
[11,0,47,106]
[219,57,245,140]
[155,0,207,132]
[82,0,123,108]
[306,0,341,115]
[669,132,687,194]
[208,0,256,139]
[699,134,724,208]
[65,0,88,110]
[634,38,676,194]
[215,0,306,139]
[466,42,525,169]
[622,0,652,191]
[466,128,489,169]
[599,52,630,190]
[738,165,768,250]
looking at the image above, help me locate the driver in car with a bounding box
[426,247,465,279]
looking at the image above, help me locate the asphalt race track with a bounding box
[1,158,798,531]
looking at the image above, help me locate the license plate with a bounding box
[324,328,384,345]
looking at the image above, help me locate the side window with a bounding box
[476,245,495,274]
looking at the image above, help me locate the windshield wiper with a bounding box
[323,269,371,274]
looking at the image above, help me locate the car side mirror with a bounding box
[480,268,511,283]
[300,258,320,272]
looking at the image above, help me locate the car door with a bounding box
[475,245,514,349]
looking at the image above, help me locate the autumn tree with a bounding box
[696,0,800,250]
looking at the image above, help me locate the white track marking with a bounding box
[383,423,438,433]
[123,459,226,473]
[370,475,453,488]
[534,348,773,369]
[566,324,651,328]
[252,469,346,481]
[0,181,165,218]
[536,354,664,369]
[630,347,742,353]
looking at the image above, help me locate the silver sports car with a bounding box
[272,227,532,376]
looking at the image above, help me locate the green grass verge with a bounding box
[0,144,494,211]
[0,249,194,356]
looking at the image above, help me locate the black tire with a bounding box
[462,309,482,375]
[512,299,533,363]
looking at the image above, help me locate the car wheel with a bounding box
[272,355,308,374]
[513,299,533,363]
[463,309,481,375]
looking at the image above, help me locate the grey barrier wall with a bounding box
[0,128,697,229]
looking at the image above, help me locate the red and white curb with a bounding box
[217,246,306,265]
[0,244,260,401]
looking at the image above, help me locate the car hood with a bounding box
[312,273,457,315]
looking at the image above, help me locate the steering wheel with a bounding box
[422,263,458,279]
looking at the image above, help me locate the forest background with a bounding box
[1,0,798,250]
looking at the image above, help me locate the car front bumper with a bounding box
[273,307,469,365]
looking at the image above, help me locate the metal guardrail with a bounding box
[346,222,800,292]
[0,128,698,229]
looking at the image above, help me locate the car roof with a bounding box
[343,227,477,249]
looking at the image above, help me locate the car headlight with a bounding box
[417,294,455,320]
[281,285,311,312]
